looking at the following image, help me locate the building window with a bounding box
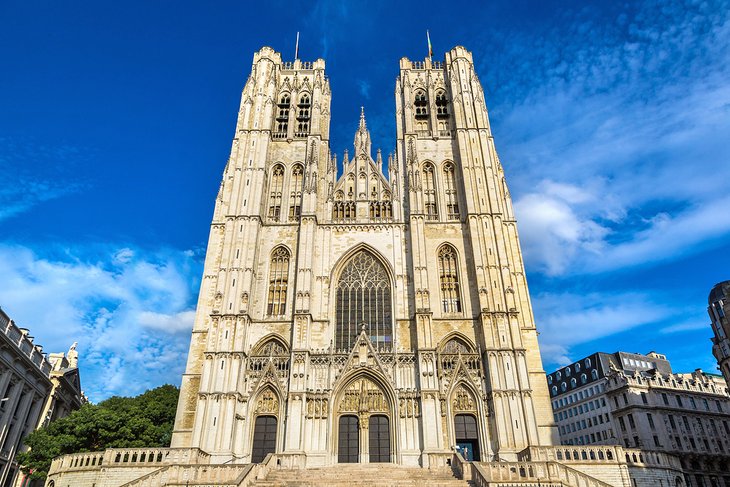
[435,91,448,118]
[438,245,462,314]
[627,414,635,429]
[267,247,290,316]
[653,435,661,447]
[268,165,285,221]
[296,93,311,136]
[676,395,683,407]
[414,90,428,119]
[335,250,392,351]
[689,397,696,409]
[275,93,290,135]
[289,164,303,220]
[641,392,648,404]
[647,413,655,429]
[443,163,460,220]
[581,373,588,384]
[423,163,438,219]
[662,393,669,405]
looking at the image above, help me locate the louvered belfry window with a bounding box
[335,251,392,351]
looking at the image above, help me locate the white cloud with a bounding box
[0,243,201,401]
[0,137,86,221]
[481,1,730,277]
[358,80,371,99]
[534,291,674,364]
[138,310,195,333]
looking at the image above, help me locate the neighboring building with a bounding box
[47,45,680,487]
[709,281,730,388]
[548,352,730,487]
[0,309,83,487]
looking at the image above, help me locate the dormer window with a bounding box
[435,91,449,118]
[414,91,428,119]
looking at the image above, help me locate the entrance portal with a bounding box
[454,414,480,461]
[368,415,390,463]
[338,415,360,463]
[251,415,277,463]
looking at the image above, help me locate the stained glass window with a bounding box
[335,251,392,351]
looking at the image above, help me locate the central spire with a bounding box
[354,106,371,156]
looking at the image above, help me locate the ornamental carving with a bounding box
[306,397,329,419]
[452,384,476,412]
[398,395,420,418]
[338,378,388,414]
[254,388,279,415]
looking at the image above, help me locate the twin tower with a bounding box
[171,45,558,468]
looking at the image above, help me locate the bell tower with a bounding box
[395,46,558,459]
[171,47,331,451]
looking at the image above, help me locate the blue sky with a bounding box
[1,0,729,401]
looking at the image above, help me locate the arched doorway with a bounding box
[251,415,277,463]
[250,387,280,463]
[335,376,392,463]
[338,415,359,463]
[451,384,481,461]
[454,414,479,461]
[368,415,391,462]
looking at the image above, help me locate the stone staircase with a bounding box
[252,464,471,487]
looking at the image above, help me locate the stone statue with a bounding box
[68,342,79,368]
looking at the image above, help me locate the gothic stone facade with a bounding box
[170,45,558,468]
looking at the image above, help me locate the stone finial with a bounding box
[353,107,371,156]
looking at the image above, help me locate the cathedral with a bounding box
[169,45,557,467]
[47,46,683,487]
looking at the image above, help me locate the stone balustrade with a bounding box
[520,445,622,463]
[470,460,620,487]
[48,448,211,476]
[622,448,682,469]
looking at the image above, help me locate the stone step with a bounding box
[254,465,469,487]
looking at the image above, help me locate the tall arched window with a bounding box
[267,247,290,316]
[296,93,311,136]
[289,164,303,220]
[438,245,461,313]
[423,163,438,220]
[268,165,285,221]
[275,94,290,136]
[335,250,392,351]
[443,163,459,220]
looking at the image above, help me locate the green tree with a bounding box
[17,384,179,481]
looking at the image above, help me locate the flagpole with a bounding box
[295,32,300,60]
[427,30,433,61]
